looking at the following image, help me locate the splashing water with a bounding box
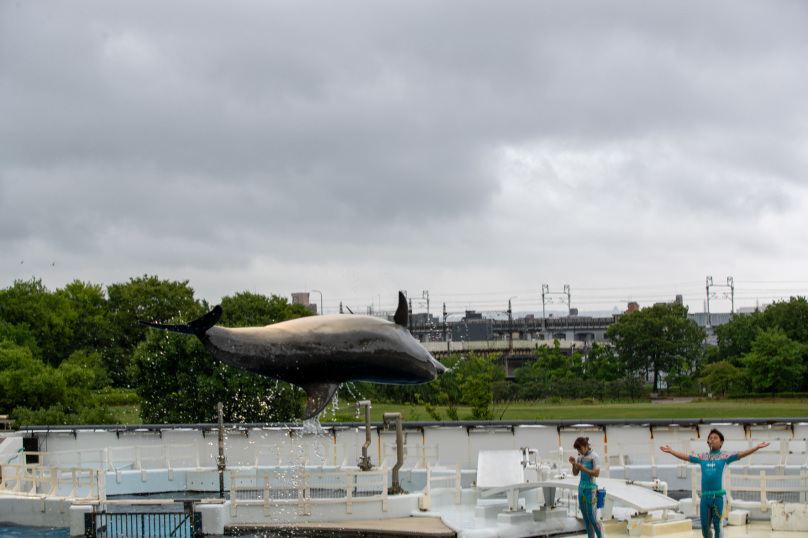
[301,416,326,435]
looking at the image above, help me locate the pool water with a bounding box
[0,527,69,536]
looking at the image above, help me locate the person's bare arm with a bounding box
[737,442,770,459]
[569,456,600,477]
[660,445,690,462]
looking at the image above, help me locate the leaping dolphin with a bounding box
[140,292,445,419]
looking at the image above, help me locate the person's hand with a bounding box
[569,456,576,466]
[660,445,672,453]
[757,442,770,449]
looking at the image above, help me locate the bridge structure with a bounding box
[409,316,615,348]
[407,316,616,377]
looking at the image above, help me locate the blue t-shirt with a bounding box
[576,450,600,489]
[689,450,738,494]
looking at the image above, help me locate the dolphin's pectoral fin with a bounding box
[300,382,340,420]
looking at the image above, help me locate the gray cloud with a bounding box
[2,1,807,313]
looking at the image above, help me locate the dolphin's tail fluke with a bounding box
[139,305,223,336]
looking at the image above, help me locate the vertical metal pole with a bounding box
[443,303,449,355]
[422,290,430,318]
[508,298,514,354]
[383,412,406,494]
[356,401,373,470]
[217,402,225,499]
[728,277,734,314]
[564,284,571,316]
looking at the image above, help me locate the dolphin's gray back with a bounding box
[199,314,436,387]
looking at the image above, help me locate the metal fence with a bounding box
[689,468,808,514]
[0,463,104,499]
[83,501,200,537]
[229,467,389,517]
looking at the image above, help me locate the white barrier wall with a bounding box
[8,419,807,477]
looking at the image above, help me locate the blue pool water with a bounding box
[0,528,68,536]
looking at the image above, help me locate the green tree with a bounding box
[106,275,202,386]
[742,328,806,396]
[0,341,67,412]
[698,361,744,397]
[220,292,313,326]
[759,297,808,344]
[607,303,705,392]
[710,311,763,366]
[57,280,113,355]
[0,278,76,366]
[584,343,624,381]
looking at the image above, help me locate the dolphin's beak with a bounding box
[432,357,446,375]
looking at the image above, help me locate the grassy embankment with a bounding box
[114,398,808,425]
[346,399,808,422]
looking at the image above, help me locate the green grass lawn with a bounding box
[328,398,808,423]
[112,398,808,425]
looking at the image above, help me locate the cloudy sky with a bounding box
[2,1,807,317]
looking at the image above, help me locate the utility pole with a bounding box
[706,276,734,328]
[312,289,323,315]
[508,297,516,354]
[422,290,430,318]
[443,302,449,354]
[541,284,572,329]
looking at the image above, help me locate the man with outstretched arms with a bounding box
[660,429,769,538]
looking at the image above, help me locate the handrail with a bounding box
[690,468,808,514]
[229,467,389,517]
[0,463,103,500]
[423,461,462,503]
[18,417,808,434]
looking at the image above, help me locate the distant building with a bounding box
[291,292,317,314]
[451,311,493,341]
[410,312,437,325]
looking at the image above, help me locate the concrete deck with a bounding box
[227,515,456,536]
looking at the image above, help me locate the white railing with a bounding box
[229,467,389,517]
[423,461,462,503]
[689,468,808,514]
[381,441,439,470]
[0,463,104,500]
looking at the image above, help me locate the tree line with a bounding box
[1,276,806,426]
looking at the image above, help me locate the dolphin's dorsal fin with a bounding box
[393,291,408,328]
[300,382,340,420]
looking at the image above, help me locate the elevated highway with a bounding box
[409,316,616,347]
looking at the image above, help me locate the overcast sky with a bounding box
[2,1,807,317]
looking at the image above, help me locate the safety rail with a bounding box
[0,463,104,500]
[423,461,462,503]
[82,500,200,537]
[689,468,808,514]
[0,415,14,431]
[381,441,439,469]
[229,466,389,517]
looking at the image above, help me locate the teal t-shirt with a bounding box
[576,450,600,489]
[689,450,738,494]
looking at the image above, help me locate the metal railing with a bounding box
[689,468,808,514]
[0,463,104,500]
[83,500,200,537]
[229,467,389,517]
[423,461,462,503]
[381,440,439,469]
